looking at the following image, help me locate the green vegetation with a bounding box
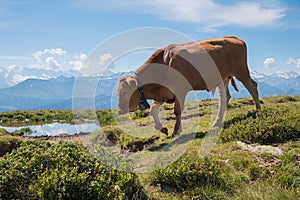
[221,107,300,144]
[0,128,8,135]
[0,136,23,156]
[96,110,116,126]
[223,96,299,144]
[0,96,299,199]
[0,110,74,125]
[0,109,119,127]
[0,141,144,199]
[91,125,160,152]
[0,127,34,136]
[151,156,232,193]
[11,127,32,136]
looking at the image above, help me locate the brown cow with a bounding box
[118,36,261,137]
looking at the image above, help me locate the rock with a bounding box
[237,141,283,156]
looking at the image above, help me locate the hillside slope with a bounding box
[0,96,299,199]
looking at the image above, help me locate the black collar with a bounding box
[132,73,150,110]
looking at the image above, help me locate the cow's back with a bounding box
[199,36,248,78]
[136,36,248,91]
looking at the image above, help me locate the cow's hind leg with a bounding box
[237,76,261,110]
[149,102,168,135]
[172,98,184,137]
[225,78,231,106]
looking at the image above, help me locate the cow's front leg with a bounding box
[212,83,227,127]
[172,98,184,137]
[149,101,168,135]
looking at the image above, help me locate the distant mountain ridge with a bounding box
[0,76,75,100]
[250,70,300,95]
[0,71,132,111]
[0,65,78,88]
[0,70,299,112]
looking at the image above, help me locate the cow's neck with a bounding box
[132,73,150,110]
[135,68,156,99]
[134,67,167,102]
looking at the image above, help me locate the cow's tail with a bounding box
[229,77,238,91]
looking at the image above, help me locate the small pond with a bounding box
[0,122,99,137]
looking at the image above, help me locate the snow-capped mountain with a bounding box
[251,70,299,80]
[272,71,299,79]
[0,69,298,112]
[0,70,134,111]
[250,70,267,79]
[250,70,300,92]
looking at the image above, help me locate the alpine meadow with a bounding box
[1,0,300,199]
[0,96,299,199]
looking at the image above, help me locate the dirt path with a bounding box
[20,133,88,144]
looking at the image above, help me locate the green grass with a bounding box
[0,109,116,126]
[11,127,32,136]
[221,96,300,144]
[0,110,74,125]
[139,96,300,199]
[0,96,299,199]
[230,181,299,200]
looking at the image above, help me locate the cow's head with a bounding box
[117,76,140,114]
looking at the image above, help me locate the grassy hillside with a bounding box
[0,96,299,199]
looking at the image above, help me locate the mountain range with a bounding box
[0,70,299,112]
[0,65,79,88]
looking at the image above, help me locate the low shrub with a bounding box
[0,136,23,156]
[11,127,32,136]
[0,141,144,199]
[96,110,116,126]
[130,110,149,120]
[118,134,158,152]
[0,128,8,135]
[273,96,297,103]
[151,156,238,193]
[0,110,74,124]
[221,108,300,144]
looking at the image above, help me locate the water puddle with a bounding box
[0,122,99,137]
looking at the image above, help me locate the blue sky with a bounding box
[0,0,300,81]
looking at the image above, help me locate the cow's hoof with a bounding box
[160,127,168,135]
[171,132,180,138]
[211,121,223,128]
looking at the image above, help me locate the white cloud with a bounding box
[79,53,87,60]
[29,48,67,71]
[75,0,285,31]
[76,53,115,76]
[69,60,83,71]
[264,57,276,68]
[286,58,300,68]
[45,56,61,70]
[69,53,87,71]
[98,53,114,68]
[33,48,66,63]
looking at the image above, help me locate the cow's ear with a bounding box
[126,77,138,89]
